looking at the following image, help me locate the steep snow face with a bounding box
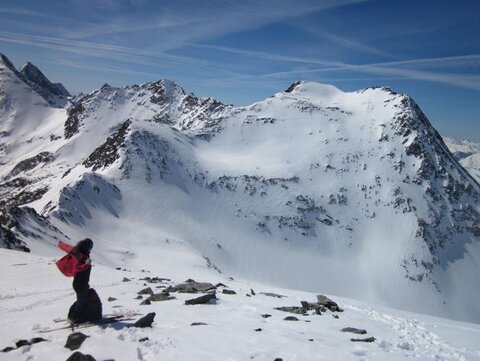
[443,136,480,183]
[0,56,66,209]
[1,66,479,324]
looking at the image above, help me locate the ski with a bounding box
[39,315,135,333]
[52,312,140,323]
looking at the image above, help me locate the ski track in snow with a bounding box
[349,305,469,360]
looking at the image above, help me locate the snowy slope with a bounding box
[443,136,480,183]
[1,249,480,361]
[0,55,479,325]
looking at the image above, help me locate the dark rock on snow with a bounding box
[275,306,306,315]
[148,293,175,302]
[133,312,156,328]
[66,351,97,361]
[191,322,208,326]
[166,281,216,294]
[15,339,30,348]
[30,337,47,344]
[341,327,367,335]
[317,294,343,312]
[65,332,89,351]
[222,289,237,295]
[259,292,286,298]
[185,291,217,305]
[137,287,154,296]
[284,316,299,321]
[351,337,376,343]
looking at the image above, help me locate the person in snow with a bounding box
[57,238,94,321]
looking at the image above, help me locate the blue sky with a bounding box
[0,0,479,140]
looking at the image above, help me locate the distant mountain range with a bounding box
[0,53,479,323]
[443,137,480,183]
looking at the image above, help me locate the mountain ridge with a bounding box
[0,55,479,323]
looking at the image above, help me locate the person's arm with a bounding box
[57,241,74,253]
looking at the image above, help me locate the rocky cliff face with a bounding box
[0,56,479,322]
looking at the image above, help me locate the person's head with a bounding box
[75,238,93,253]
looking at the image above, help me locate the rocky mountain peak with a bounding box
[0,53,18,73]
[19,61,70,106]
[19,62,44,81]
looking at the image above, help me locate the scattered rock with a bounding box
[141,276,171,283]
[139,337,149,342]
[284,316,299,321]
[138,287,154,296]
[261,314,272,318]
[275,306,306,315]
[148,293,175,302]
[250,288,256,295]
[185,291,217,305]
[135,295,143,300]
[65,332,89,351]
[274,358,283,361]
[254,328,262,332]
[191,322,208,326]
[317,295,342,312]
[260,292,286,298]
[30,337,47,344]
[107,297,117,302]
[2,346,15,352]
[66,351,97,361]
[122,277,131,282]
[351,337,376,343]
[115,267,121,270]
[341,327,367,335]
[309,339,314,342]
[222,289,237,295]
[140,299,151,305]
[166,281,216,294]
[15,339,30,348]
[216,283,227,288]
[133,312,156,328]
[332,314,339,319]
[301,301,324,314]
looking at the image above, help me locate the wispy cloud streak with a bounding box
[190,44,480,91]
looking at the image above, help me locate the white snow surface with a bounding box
[1,53,480,338]
[1,249,480,361]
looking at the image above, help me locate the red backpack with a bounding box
[56,241,89,277]
[56,253,78,277]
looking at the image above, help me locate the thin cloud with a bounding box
[189,43,480,91]
[0,5,52,18]
[292,22,394,58]
[0,31,208,68]
[61,0,366,51]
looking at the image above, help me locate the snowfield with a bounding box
[1,249,480,361]
[1,53,480,360]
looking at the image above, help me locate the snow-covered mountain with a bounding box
[1,54,479,325]
[443,136,480,183]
